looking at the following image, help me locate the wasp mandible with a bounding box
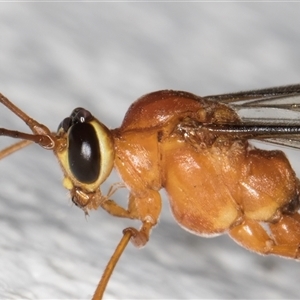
[1,84,300,298]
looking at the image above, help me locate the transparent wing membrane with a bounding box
[203,84,300,149]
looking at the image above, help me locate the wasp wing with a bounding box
[203,84,300,149]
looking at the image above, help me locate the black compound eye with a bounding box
[68,122,100,184]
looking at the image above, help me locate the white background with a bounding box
[0,3,300,299]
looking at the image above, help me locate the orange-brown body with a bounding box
[108,90,300,258]
[1,88,299,263]
[1,87,300,299]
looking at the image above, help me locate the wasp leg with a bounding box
[268,212,300,257]
[101,190,162,248]
[100,199,135,218]
[123,222,153,248]
[229,217,300,259]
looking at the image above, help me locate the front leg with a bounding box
[101,189,162,248]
